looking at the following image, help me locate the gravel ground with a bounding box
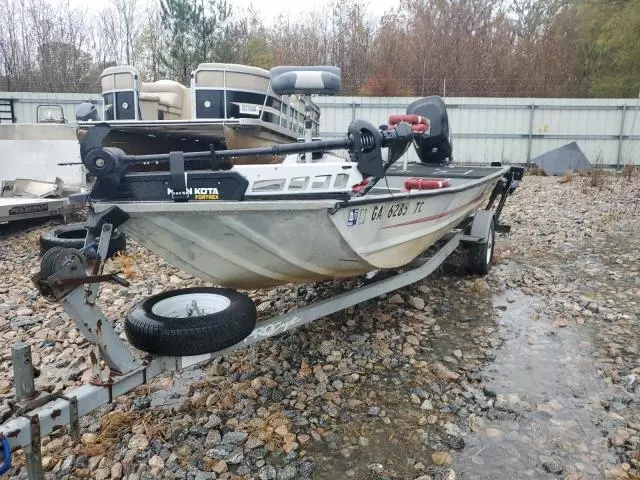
[0,172,638,480]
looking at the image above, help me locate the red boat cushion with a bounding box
[351,178,370,193]
[404,178,450,190]
[388,114,430,134]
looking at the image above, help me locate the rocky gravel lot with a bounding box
[0,172,638,480]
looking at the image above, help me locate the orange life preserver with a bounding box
[403,177,450,190]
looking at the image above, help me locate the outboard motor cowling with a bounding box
[407,96,452,165]
[75,102,100,122]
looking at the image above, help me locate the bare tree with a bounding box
[0,0,633,97]
[137,1,166,81]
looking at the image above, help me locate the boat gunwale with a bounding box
[92,166,507,213]
[344,166,507,207]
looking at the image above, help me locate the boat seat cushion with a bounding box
[139,92,161,103]
[140,80,187,110]
[270,66,341,95]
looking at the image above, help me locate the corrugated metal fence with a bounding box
[316,97,640,167]
[2,92,639,166]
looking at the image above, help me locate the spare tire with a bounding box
[124,287,257,356]
[39,223,126,259]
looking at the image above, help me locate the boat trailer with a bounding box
[0,167,522,478]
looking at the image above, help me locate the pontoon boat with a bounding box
[77,64,338,164]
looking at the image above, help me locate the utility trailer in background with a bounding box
[0,179,84,224]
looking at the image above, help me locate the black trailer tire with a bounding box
[124,287,257,356]
[39,223,126,259]
[467,218,495,276]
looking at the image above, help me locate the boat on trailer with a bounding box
[76,64,338,163]
[79,75,520,289]
[0,69,524,472]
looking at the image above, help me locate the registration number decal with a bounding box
[387,203,408,218]
[347,200,427,226]
[347,208,368,226]
[238,103,261,116]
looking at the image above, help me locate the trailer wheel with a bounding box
[124,287,257,356]
[39,223,126,260]
[467,214,495,276]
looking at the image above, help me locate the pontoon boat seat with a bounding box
[140,80,191,120]
[194,63,270,90]
[270,66,341,96]
[192,63,271,119]
[100,65,141,120]
[100,65,191,121]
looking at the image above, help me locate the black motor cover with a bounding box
[75,102,99,121]
[407,96,452,165]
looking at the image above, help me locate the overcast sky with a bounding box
[65,0,398,23]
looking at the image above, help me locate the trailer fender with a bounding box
[469,210,494,243]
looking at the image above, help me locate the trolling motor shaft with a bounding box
[80,119,414,181]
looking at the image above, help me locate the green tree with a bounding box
[591,0,640,96]
[159,0,231,84]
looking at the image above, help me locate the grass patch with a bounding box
[558,170,573,184]
[110,251,142,279]
[589,168,606,188]
[526,165,546,176]
[80,410,170,457]
[622,163,637,181]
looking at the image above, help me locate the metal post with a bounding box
[526,103,535,166]
[61,288,140,374]
[11,343,44,479]
[304,94,313,163]
[616,105,627,170]
[11,342,36,401]
[351,100,356,122]
[25,416,44,480]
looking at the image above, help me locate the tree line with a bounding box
[0,0,638,97]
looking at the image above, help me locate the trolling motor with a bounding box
[78,119,414,181]
[74,119,415,203]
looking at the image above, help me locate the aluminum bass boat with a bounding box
[79,77,522,289]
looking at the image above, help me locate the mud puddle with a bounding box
[307,276,500,479]
[455,290,617,479]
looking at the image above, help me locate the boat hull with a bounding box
[332,180,496,269]
[109,201,369,289]
[96,176,500,289]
